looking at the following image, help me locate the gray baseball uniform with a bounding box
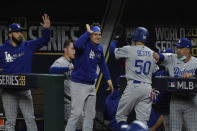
[115,45,159,127]
[50,56,83,130]
[160,53,197,131]
[2,89,37,131]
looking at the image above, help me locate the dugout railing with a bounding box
[0,74,64,131]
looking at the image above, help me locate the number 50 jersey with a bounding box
[114,45,159,84]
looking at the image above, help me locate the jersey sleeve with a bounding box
[26,29,51,51]
[109,41,117,55]
[49,58,70,74]
[152,60,160,73]
[160,53,174,66]
[98,52,111,81]
[114,46,130,59]
[74,32,90,51]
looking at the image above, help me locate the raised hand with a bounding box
[153,52,160,63]
[40,14,51,29]
[86,24,93,34]
[69,66,74,71]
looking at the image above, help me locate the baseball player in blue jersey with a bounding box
[65,23,114,131]
[49,40,83,131]
[110,27,159,129]
[0,14,51,131]
[154,38,197,131]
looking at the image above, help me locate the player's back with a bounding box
[125,45,158,84]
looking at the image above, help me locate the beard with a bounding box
[12,36,23,45]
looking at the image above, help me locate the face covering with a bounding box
[179,56,186,61]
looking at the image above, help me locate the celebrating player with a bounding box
[49,40,83,131]
[110,27,159,129]
[154,38,197,131]
[0,14,51,131]
[65,23,114,131]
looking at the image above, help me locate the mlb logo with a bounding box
[168,82,176,88]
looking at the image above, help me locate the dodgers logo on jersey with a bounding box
[89,50,95,59]
[4,52,14,62]
[174,67,195,77]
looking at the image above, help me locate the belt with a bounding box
[133,80,141,84]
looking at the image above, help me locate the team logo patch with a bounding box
[89,50,95,59]
[4,52,14,62]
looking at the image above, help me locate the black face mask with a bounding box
[12,35,23,45]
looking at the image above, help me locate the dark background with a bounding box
[0,0,196,24]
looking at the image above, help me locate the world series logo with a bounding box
[18,75,26,86]
[0,75,26,86]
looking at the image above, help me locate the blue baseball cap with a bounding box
[8,23,25,33]
[174,38,192,49]
[91,26,101,32]
[160,48,173,53]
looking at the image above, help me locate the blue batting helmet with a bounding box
[133,27,149,43]
[128,120,150,131]
[8,23,25,33]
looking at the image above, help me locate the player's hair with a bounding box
[90,22,102,30]
[64,39,74,48]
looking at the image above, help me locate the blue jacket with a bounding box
[71,32,111,85]
[0,29,50,74]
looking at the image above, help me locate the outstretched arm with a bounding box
[98,53,114,92]
[49,66,73,74]
[150,115,163,131]
[74,24,93,50]
[153,52,165,63]
[114,45,130,59]
[26,14,51,51]
[109,41,117,55]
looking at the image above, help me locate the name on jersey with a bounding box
[137,50,151,57]
[0,75,26,86]
[174,67,195,76]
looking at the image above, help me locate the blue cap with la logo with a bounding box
[8,23,25,33]
[174,38,192,49]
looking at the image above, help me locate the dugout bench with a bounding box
[0,74,64,131]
